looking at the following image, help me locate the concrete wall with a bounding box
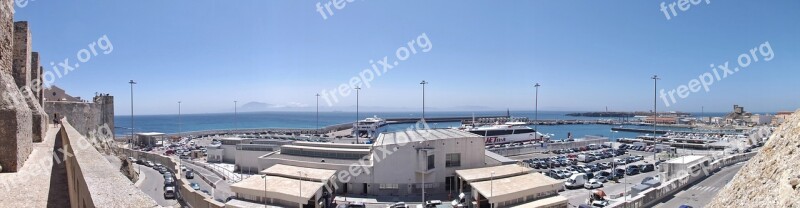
[59,118,158,207]
[116,147,226,208]
[606,152,757,208]
[45,95,114,137]
[0,0,33,173]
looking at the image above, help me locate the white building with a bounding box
[258,128,486,195]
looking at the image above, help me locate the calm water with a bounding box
[115,111,727,140]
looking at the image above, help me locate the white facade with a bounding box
[258,129,487,196]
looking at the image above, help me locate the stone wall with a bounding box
[44,95,114,137]
[59,118,158,207]
[12,21,48,143]
[0,0,34,173]
[707,109,800,207]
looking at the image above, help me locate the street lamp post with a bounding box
[316,94,320,131]
[261,174,268,206]
[355,87,361,144]
[178,101,182,175]
[129,80,138,173]
[490,171,495,208]
[652,75,660,161]
[420,80,428,122]
[534,83,540,134]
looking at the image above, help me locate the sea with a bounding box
[114,111,728,141]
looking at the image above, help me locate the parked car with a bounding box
[389,202,409,208]
[640,163,655,173]
[592,176,608,183]
[614,168,626,179]
[164,186,176,199]
[614,158,627,165]
[145,161,154,167]
[425,200,442,208]
[584,180,603,189]
[626,165,640,175]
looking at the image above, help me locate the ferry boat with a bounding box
[353,116,388,139]
[464,122,549,145]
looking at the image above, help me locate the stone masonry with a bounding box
[12,21,47,143]
[31,52,43,103]
[0,0,33,172]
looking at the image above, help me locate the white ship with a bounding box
[353,116,388,139]
[464,122,549,145]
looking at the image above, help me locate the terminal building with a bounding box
[206,137,291,173]
[225,129,569,208]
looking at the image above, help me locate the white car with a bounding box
[584,180,603,189]
[614,158,627,165]
[590,177,607,183]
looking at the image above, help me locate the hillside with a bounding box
[707,110,800,207]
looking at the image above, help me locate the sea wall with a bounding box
[45,95,114,137]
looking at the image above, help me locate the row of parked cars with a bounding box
[548,144,612,155]
[619,144,660,152]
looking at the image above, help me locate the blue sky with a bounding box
[13,0,799,115]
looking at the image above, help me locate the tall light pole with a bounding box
[652,75,660,161]
[129,80,136,146]
[178,101,182,139]
[534,83,540,134]
[316,94,321,131]
[261,174,267,206]
[355,87,361,144]
[129,80,138,173]
[490,171,495,208]
[420,80,428,122]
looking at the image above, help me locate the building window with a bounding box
[379,184,399,189]
[427,155,435,170]
[446,153,461,167]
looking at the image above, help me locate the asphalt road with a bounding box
[135,164,179,207]
[181,160,235,201]
[655,163,745,208]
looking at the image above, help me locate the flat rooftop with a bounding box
[281,145,372,154]
[261,164,336,182]
[514,195,569,208]
[469,173,562,202]
[230,175,324,203]
[262,153,372,166]
[294,141,372,149]
[456,164,532,182]
[374,128,480,146]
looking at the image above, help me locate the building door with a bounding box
[445,176,455,191]
[362,183,368,195]
[343,183,348,193]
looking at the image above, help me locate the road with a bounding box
[135,164,179,207]
[655,163,745,208]
[181,160,235,201]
